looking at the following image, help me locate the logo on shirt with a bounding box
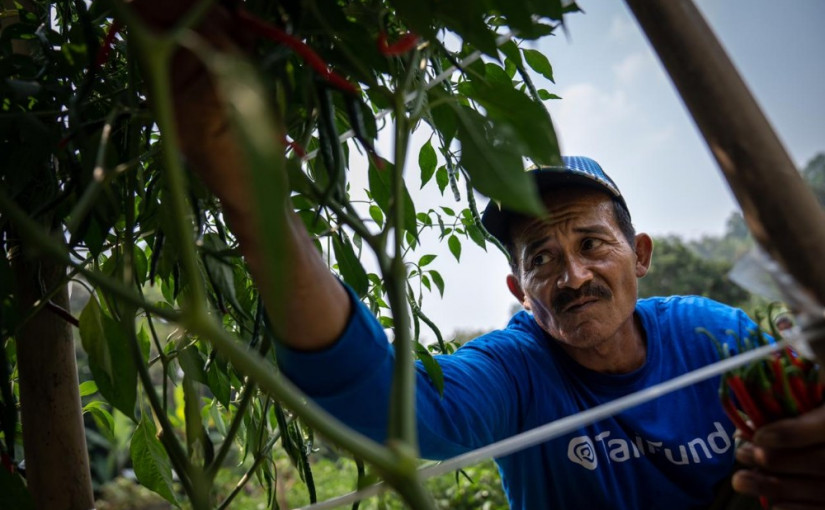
[567,436,598,470]
[567,421,732,470]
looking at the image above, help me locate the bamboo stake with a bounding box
[625,0,825,364]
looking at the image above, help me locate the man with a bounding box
[127,4,825,506]
[274,156,825,509]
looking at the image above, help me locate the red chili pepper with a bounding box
[771,357,799,417]
[1,452,14,473]
[813,382,824,406]
[720,390,754,441]
[728,375,765,428]
[783,346,806,370]
[377,31,419,56]
[96,19,122,68]
[786,369,812,414]
[755,387,784,421]
[236,9,359,95]
[284,138,307,158]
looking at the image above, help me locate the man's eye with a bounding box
[582,238,603,251]
[533,253,551,267]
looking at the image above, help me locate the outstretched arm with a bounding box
[132,0,349,350]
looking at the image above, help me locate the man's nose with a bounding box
[558,256,593,289]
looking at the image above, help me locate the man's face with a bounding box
[507,188,651,352]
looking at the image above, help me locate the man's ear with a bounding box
[506,274,529,310]
[634,233,653,278]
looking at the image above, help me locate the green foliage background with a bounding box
[0,0,574,508]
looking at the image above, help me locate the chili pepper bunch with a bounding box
[703,325,824,441]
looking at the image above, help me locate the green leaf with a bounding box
[522,48,555,82]
[368,204,384,227]
[132,244,149,286]
[421,274,431,291]
[79,380,98,397]
[207,363,231,408]
[0,467,35,510]
[466,224,487,249]
[429,98,457,145]
[483,63,513,88]
[403,183,419,248]
[79,296,112,383]
[201,234,246,317]
[419,139,437,189]
[430,270,445,297]
[137,326,151,361]
[83,400,115,442]
[459,74,561,167]
[179,345,207,384]
[209,400,227,437]
[448,235,462,262]
[537,89,561,101]
[79,297,137,418]
[418,254,437,267]
[332,234,369,298]
[368,158,392,215]
[416,342,444,397]
[435,166,449,195]
[131,416,178,505]
[452,106,544,216]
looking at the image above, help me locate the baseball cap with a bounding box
[480,156,628,246]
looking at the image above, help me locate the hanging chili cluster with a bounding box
[705,324,824,442]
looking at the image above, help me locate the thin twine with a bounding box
[294,337,791,510]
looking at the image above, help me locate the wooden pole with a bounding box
[2,1,95,507]
[11,246,95,510]
[624,0,825,362]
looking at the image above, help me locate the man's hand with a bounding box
[733,404,825,509]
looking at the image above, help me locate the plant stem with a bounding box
[385,94,417,449]
[216,428,283,510]
[207,376,257,478]
[125,305,195,496]
[407,289,446,354]
[143,47,208,310]
[186,315,398,471]
[464,172,508,257]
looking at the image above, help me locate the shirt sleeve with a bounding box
[275,284,523,460]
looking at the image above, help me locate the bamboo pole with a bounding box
[2,1,95,507]
[625,0,825,363]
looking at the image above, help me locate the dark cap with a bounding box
[480,156,628,246]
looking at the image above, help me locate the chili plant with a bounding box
[0,0,573,508]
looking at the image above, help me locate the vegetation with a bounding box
[0,0,576,508]
[0,0,821,505]
[638,152,825,314]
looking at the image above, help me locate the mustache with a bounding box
[552,283,612,313]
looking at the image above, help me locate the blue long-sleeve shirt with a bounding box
[276,288,756,509]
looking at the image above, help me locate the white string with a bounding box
[299,31,517,163]
[294,337,792,510]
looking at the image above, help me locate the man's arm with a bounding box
[133,0,349,350]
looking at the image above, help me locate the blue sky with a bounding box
[360,1,825,337]
[540,0,825,239]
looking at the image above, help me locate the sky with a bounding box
[359,0,825,339]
